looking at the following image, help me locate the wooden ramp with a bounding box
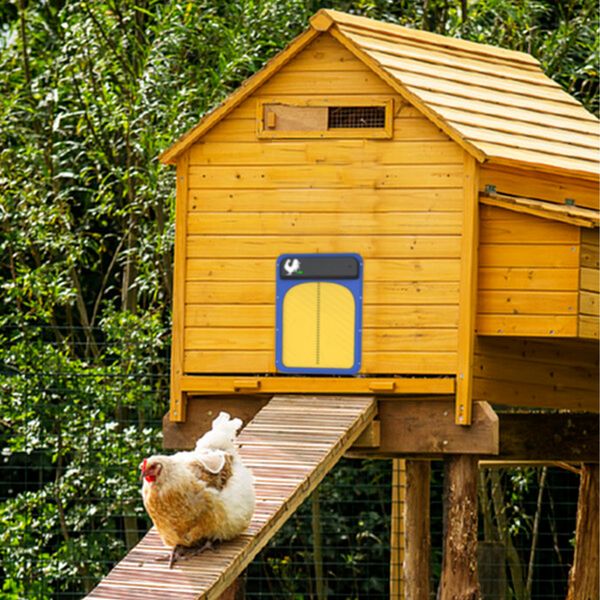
[87,395,376,599]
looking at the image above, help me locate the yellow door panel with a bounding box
[281,282,356,369]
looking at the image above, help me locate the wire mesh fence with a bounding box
[0,327,582,599]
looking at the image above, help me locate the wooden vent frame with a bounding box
[257,97,394,139]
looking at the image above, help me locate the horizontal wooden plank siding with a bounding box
[477,206,580,336]
[473,337,599,411]
[187,235,462,258]
[184,328,458,352]
[187,164,463,189]
[182,33,464,377]
[183,350,457,374]
[187,188,463,213]
[185,304,459,328]
[579,228,599,339]
[186,281,460,305]
[187,212,463,235]
[186,258,461,281]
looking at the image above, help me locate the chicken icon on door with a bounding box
[275,254,363,374]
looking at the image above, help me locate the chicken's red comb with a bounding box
[141,458,148,471]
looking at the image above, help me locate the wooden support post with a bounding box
[567,463,599,600]
[390,459,406,599]
[439,455,481,600]
[404,460,431,600]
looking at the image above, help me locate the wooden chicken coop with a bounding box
[89,9,599,600]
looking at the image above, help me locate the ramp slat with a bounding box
[87,395,375,599]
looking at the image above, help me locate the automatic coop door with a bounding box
[275,254,363,374]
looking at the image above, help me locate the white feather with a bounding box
[195,411,243,453]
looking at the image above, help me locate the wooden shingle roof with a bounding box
[161,9,599,181]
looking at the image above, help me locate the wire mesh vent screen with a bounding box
[328,106,386,128]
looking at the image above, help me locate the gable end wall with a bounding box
[177,33,467,376]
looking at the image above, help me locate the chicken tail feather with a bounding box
[195,412,243,452]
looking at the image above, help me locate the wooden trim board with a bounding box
[455,153,479,424]
[176,375,455,401]
[170,154,190,422]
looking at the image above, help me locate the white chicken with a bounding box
[139,412,255,567]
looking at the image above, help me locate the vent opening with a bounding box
[328,106,386,129]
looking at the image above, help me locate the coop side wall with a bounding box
[180,33,466,377]
[477,205,581,337]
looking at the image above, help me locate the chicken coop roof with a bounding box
[160,9,600,181]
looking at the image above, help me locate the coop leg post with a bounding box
[567,463,599,600]
[404,460,431,600]
[438,455,481,600]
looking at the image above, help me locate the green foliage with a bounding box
[0,324,166,595]
[250,459,391,599]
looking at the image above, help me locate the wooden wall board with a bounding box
[184,304,458,329]
[186,212,463,235]
[579,228,599,339]
[579,316,599,339]
[187,164,464,189]
[476,315,578,337]
[479,244,579,268]
[255,68,394,95]
[183,349,458,375]
[477,291,578,315]
[187,234,462,259]
[473,337,599,411]
[186,281,460,305]
[187,188,464,213]
[478,268,579,291]
[479,205,580,242]
[184,327,458,353]
[189,139,463,166]
[186,258,461,281]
